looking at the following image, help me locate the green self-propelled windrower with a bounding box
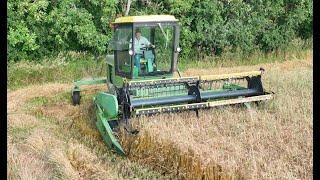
[71,15,273,155]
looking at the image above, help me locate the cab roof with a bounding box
[114,15,178,24]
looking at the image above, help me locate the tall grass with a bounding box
[8,82,174,179]
[8,45,312,90]
[8,47,312,179]
[120,56,313,179]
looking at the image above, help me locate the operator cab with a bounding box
[109,15,181,79]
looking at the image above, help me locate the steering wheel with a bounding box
[140,45,155,51]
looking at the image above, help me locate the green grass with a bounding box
[27,97,50,107]
[9,126,36,143]
[28,92,70,106]
[7,54,107,90]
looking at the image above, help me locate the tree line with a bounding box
[8,0,312,62]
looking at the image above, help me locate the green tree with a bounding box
[7,0,313,62]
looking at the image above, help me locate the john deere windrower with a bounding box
[71,15,273,155]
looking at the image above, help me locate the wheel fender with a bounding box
[94,92,118,118]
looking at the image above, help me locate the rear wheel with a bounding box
[72,91,80,105]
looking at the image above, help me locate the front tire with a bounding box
[72,91,80,105]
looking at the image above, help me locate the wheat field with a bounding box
[8,53,312,179]
[122,55,313,179]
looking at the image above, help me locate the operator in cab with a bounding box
[130,28,155,74]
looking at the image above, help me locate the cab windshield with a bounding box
[132,23,175,77]
[110,23,176,79]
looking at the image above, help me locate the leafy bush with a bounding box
[8,0,117,61]
[7,0,312,62]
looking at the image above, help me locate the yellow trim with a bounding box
[114,15,178,23]
[135,102,209,114]
[134,94,273,114]
[200,71,262,81]
[207,94,272,107]
[129,76,199,85]
[129,70,262,85]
